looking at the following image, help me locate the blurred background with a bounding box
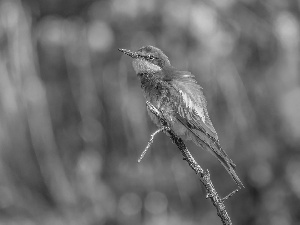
[0,0,300,224]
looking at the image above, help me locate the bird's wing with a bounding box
[169,73,218,140]
[169,73,244,188]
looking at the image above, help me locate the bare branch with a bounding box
[138,127,165,163]
[145,101,234,225]
[223,189,239,201]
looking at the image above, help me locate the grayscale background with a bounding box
[0,0,299,224]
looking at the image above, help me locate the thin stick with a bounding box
[146,101,234,225]
[223,189,239,201]
[138,127,165,163]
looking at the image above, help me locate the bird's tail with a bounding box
[190,130,244,188]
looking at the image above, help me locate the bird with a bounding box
[119,45,244,188]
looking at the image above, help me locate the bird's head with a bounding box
[119,46,171,74]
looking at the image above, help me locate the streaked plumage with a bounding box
[119,46,243,188]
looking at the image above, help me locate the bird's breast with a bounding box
[142,80,173,116]
[141,78,190,138]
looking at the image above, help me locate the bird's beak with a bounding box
[118,48,139,58]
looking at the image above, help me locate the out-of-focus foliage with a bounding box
[0,0,299,224]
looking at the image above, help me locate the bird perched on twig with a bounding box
[119,46,244,188]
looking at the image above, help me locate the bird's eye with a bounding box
[148,55,155,60]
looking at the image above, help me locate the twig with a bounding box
[138,127,165,162]
[223,189,239,201]
[146,101,234,225]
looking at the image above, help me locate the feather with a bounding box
[170,73,218,140]
[169,72,244,188]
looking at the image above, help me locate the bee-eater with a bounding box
[119,46,243,188]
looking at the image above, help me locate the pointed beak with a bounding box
[118,48,139,58]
